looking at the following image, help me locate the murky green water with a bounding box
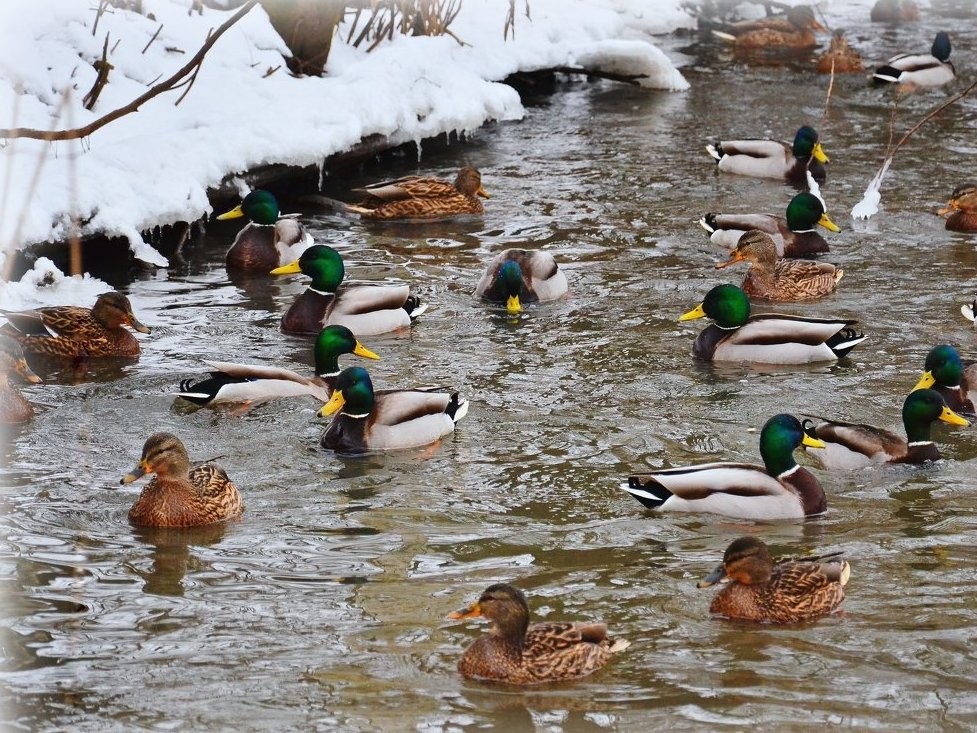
[4,2,977,730]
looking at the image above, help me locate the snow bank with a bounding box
[0,258,111,311]
[0,0,691,267]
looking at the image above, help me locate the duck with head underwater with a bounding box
[475,249,568,313]
[911,344,976,417]
[698,536,850,624]
[873,31,954,87]
[622,414,828,520]
[680,284,866,364]
[271,245,427,337]
[176,325,380,408]
[317,366,468,454]
[700,191,840,258]
[0,290,151,359]
[802,389,969,470]
[448,582,629,685]
[217,189,314,272]
[706,125,829,187]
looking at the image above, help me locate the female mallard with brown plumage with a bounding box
[216,189,314,272]
[0,335,42,424]
[912,344,976,416]
[700,191,840,258]
[802,389,969,470]
[121,432,244,527]
[0,291,151,359]
[448,583,629,685]
[176,325,379,408]
[706,125,828,187]
[938,184,977,232]
[475,249,568,313]
[345,166,489,221]
[698,537,850,624]
[317,366,468,454]
[815,31,865,74]
[710,5,826,50]
[270,245,426,336]
[717,230,843,302]
[623,414,828,520]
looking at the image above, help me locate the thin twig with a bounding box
[0,0,257,141]
[83,33,113,111]
[820,57,835,127]
[142,23,163,54]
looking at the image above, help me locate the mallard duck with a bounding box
[216,189,314,273]
[680,284,866,364]
[0,335,41,424]
[698,536,850,624]
[873,31,954,87]
[911,344,976,416]
[474,249,568,313]
[270,245,426,336]
[962,297,977,326]
[717,230,843,302]
[176,325,379,407]
[622,414,827,520]
[344,167,489,221]
[815,31,865,74]
[711,5,825,50]
[700,191,840,258]
[447,583,629,685]
[0,291,151,359]
[317,366,468,453]
[802,389,969,469]
[121,432,244,527]
[871,0,920,23]
[938,184,977,232]
[706,126,828,186]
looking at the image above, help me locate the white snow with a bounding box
[0,258,112,311]
[0,0,690,267]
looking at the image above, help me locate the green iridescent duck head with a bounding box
[271,244,345,292]
[792,126,829,164]
[759,413,825,477]
[499,260,525,313]
[680,284,751,329]
[902,388,968,442]
[785,192,840,233]
[913,345,964,391]
[216,190,281,225]
[313,325,379,377]
[317,366,375,418]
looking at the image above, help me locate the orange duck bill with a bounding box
[448,602,483,620]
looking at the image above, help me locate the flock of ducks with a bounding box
[2,0,976,686]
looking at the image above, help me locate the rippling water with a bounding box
[4,2,977,730]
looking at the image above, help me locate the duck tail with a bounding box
[608,638,631,653]
[699,213,719,233]
[445,393,469,423]
[961,299,975,324]
[872,66,902,84]
[801,417,821,440]
[343,203,374,215]
[621,476,671,509]
[404,296,428,320]
[705,143,724,162]
[711,29,737,43]
[826,327,867,358]
[175,378,212,406]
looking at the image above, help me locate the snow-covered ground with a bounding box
[0,0,692,280]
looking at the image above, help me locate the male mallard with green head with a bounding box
[448,583,629,685]
[802,389,969,469]
[700,191,840,258]
[475,249,568,313]
[271,245,426,336]
[873,31,954,87]
[912,344,976,416]
[680,284,866,363]
[698,537,850,624]
[706,125,828,186]
[623,414,827,520]
[217,189,314,273]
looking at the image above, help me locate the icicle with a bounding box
[318,158,326,190]
[414,136,423,163]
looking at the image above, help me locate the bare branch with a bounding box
[0,0,258,141]
[142,23,163,54]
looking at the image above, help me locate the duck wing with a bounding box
[521,622,623,682]
[802,416,906,467]
[2,306,92,338]
[331,284,413,336]
[353,175,456,202]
